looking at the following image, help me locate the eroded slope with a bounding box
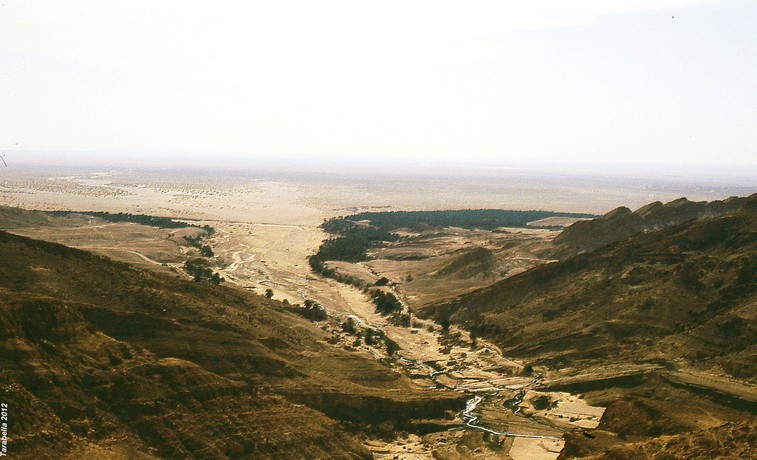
[0,230,464,458]
[429,197,756,457]
[550,194,752,258]
[439,198,756,376]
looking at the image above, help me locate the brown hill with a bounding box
[430,196,756,457]
[434,246,496,279]
[0,230,464,459]
[551,194,752,258]
[422,196,757,458]
[560,418,757,459]
[437,196,756,375]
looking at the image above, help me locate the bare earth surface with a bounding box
[1,166,751,458]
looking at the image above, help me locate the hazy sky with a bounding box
[1,1,755,170]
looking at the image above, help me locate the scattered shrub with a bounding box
[371,290,403,315]
[386,338,400,356]
[342,317,358,334]
[374,276,390,286]
[531,395,552,411]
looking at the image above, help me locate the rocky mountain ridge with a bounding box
[551,194,752,258]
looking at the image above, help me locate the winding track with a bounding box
[461,396,561,439]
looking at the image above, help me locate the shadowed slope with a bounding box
[432,196,756,458]
[551,194,752,258]
[438,196,756,375]
[0,230,464,458]
[435,246,496,279]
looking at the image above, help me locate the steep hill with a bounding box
[431,195,756,457]
[0,205,74,229]
[438,196,756,375]
[551,194,751,258]
[0,230,464,459]
[560,418,756,459]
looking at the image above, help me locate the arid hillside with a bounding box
[0,230,465,459]
[438,196,756,374]
[429,196,756,457]
[550,194,752,258]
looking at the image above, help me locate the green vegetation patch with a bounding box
[341,209,596,231]
[371,290,403,315]
[50,210,215,233]
[308,222,399,277]
[184,259,223,284]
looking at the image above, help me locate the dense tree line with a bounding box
[307,258,366,288]
[316,226,399,262]
[320,217,357,235]
[51,210,215,232]
[310,209,596,282]
[339,209,597,231]
[308,224,400,282]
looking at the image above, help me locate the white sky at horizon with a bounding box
[1,1,755,172]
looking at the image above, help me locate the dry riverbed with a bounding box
[205,221,605,459]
